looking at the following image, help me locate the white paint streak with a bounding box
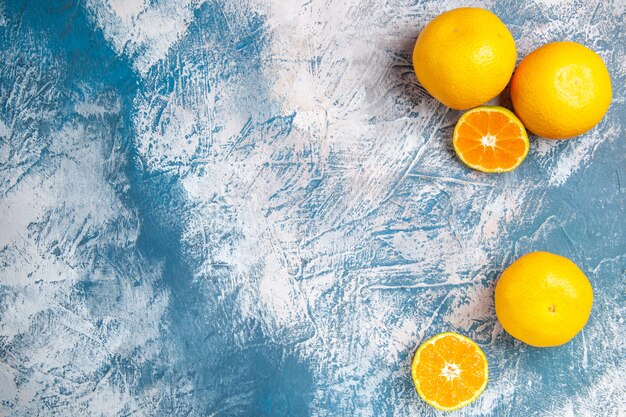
[445,281,495,332]
[107,0,146,17]
[0,4,6,28]
[74,101,121,118]
[0,119,10,138]
[84,0,207,74]
[547,123,620,186]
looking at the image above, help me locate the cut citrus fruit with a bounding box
[411,332,488,412]
[453,106,529,173]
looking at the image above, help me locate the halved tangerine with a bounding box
[453,106,529,173]
[411,332,488,411]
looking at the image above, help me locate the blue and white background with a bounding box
[0,0,624,415]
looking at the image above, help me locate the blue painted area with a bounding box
[0,0,624,416]
[1,1,313,415]
[127,4,313,415]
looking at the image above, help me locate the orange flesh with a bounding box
[455,109,527,171]
[414,334,487,409]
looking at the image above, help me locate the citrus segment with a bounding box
[411,332,488,411]
[453,106,529,173]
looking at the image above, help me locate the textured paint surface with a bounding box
[0,0,624,416]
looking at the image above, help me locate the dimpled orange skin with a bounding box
[495,252,593,347]
[412,8,517,110]
[510,42,612,139]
